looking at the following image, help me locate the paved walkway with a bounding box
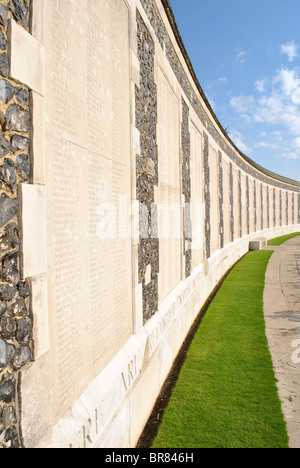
[264,236,300,448]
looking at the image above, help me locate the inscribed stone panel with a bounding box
[190,123,203,267]
[233,167,239,239]
[210,146,219,253]
[256,184,262,231]
[275,189,281,226]
[287,192,292,225]
[295,193,299,224]
[156,68,181,303]
[269,187,274,228]
[222,160,231,246]
[249,179,254,234]
[282,191,287,225]
[241,174,247,237]
[263,185,268,229]
[44,0,132,418]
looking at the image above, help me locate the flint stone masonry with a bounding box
[136,10,159,323]
[0,79,14,103]
[9,0,28,27]
[0,0,31,450]
[4,104,30,132]
[0,53,8,77]
[0,132,10,158]
[0,194,18,227]
[181,98,192,277]
[0,0,298,450]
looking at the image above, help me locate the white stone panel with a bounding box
[31,91,45,184]
[31,273,49,359]
[19,184,47,279]
[223,159,231,246]
[9,19,45,95]
[156,66,181,303]
[42,0,132,420]
[190,122,203,267]
[210,146,219,253]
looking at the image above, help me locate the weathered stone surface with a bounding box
[0,132,11,159]
[0,79,14,103]
[136,11,159,323]
[0,283,17,302]
[15,86,29,104]
[17,281,29,299]
[4,104,30,132]
[0,300,6,318]
[0,338,15,367]
[5,222,19,248]
[0,5,8,28]
[16,317,32,343]
[0,315,16,340]
[9,0,28,28]
[181,98,192,277]
[0,53,9,77]
[1,252,19,283]
[0,29,7,50]
[0,338,7,366]
[15,153,30,181]
[4,426,20,448]
[12,344,31,370]
[0,231,14,252]
[0,372,15,403]
[0,194,18,227]
[0,158,17,193]
[1,405,17,427]
[11,134,30,153]
[8,297,27,316]
[0,0,31,453]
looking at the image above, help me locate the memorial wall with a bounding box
[0,0,299,448]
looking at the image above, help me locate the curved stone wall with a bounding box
[0,0,299,448]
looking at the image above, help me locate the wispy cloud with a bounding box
[255,79,268,93]
[230,66,300,160]
[280,40,298,62]
[282,137,300,160]
[254,67,300,134]
[255,141,278,150]
[230,94,255,114]
[229,129,253,154]
[235,50,247,64]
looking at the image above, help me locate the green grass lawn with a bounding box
[152,251,289,449]
[267,232,300,246]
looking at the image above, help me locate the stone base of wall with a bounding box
[19,225,300,449]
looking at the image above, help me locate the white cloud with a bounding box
[230,94,255,114]
[255,79,267,93]
[229,129,252,154]
[274,68,300,101]
[230,65,300,164]
[280,40,298,62]
[282,151,300,160]
[236,50,247,64]
[255,141,278,149]
[282,137,300,160]
[272,131,283,141]
[231,67,300,136]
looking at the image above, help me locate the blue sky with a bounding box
[169,0,300,182]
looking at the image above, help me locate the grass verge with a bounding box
[151,251,289,448]
[267,232,300,246]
